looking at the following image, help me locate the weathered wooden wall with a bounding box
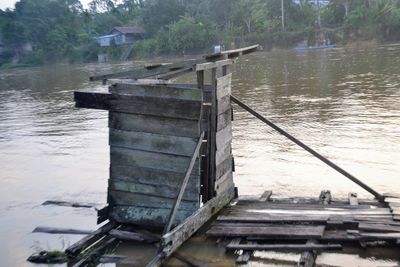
[106,82,204,226]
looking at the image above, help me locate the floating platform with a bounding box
[27,45,400,266]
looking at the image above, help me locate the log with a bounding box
[42,200,97,208]
[33,226,93,235]
[27,251,67,264]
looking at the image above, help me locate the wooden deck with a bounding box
[202,191,400,266]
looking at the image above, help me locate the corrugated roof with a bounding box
[111,27,145,34]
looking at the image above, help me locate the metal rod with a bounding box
[231,95,384,202]
[163,132,205,235]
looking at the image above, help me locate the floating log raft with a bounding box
[206,191,400,266]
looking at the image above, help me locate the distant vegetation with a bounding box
[1,0,400,66]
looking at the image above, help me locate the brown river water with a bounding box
[0,44,400,266]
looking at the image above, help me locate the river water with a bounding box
[0,44,399,266]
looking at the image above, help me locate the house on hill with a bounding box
[96,27,145,47]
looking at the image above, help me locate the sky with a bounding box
[0,0,91,10]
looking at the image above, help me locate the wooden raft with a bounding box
[206,190,400,266]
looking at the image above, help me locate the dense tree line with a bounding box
[1,0,400,66]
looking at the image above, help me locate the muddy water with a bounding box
[0,44,399,266]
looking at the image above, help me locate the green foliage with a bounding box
[1,0,400,66]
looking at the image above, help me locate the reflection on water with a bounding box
[0,45,399,266]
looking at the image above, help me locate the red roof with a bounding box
[111,27,145,34]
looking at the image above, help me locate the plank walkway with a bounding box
[205,190,400,266]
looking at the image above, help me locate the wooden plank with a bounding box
[195,59,235,71]
[90,59,204,81]
[217,108,232,131]
[216,154,232,180]
[215,172,234,195]
[224,208,392,216]
[162,187,235,257]
[109,83,202,101]
[259,191,272,202]
[216,143,231,165]
[99,255,143,265]
[108,190,199,211]
[66,221,118,256]
[207,67,217,200]
[109,112,200,138]
[109,128,197,157]
[217,215,330,224]
[359,223,400,233]
[227,243,342,252]
[110,164,199,189]
[108,78,170,85]
[207,225,325,239]
[205,45,259,60]
[108,179,199,201]
[110,206,195,227]
[110,146,197,173]
[360,232,400,240]
[109,229,158,243]
[216,73,232,100]
[74,92,202,120]
[72,237,119,267]
[349,192,359,206]
[217,95,231,115]
[216,123,232,150]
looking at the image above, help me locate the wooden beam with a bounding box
[195,59,235,71]
[66,221,118,256]
[109,229,159,243]
[163,132,205,234]
[74,91,202,120]
[227,243,342,252]
[162,188,235,258]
